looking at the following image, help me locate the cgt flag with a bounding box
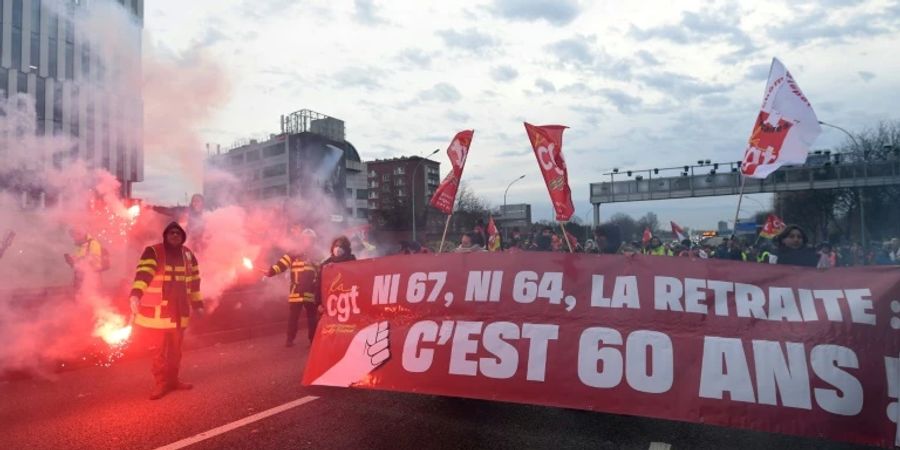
[430,130,475,214]
[524,123,574,222]
[487,216,501,252]
[670,221,687,242]
[642,227,653,246]
[759,214,786,239]
[741,58,822,179]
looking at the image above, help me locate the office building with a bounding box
[205,109,368,225]
[0,0,144,201]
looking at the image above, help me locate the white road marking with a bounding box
[648,442,672,450]
[154,395,320,450]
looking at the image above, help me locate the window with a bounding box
[356,189,368,200]
[0,0,3,61]
[368,180,379,188]
[81,45,90,77]
[30,0,40,71]
[346,188,352,196]
[246,150,260,161]
[102,101,110,169]
[228,153,244,165]
[263,144,285,157]
[356,209,368,219]
[382,174,389,181]
[48,14,58,78]
[262,185,287,199]
[12,28,23,69]
[397,188,406,197]
[64,20,74,79]
[116,139,125,178]
[263,164,286,178]
[65,19,74,43]
[396,178,406,186]
[16,73,27,94]
[368,170,375,177]
[368,191,378,199]
[13,1,23,28]
[30,32,40,71]
[36,77,46,120]
[65,42,74,80]
[70,85,79,137]
[381,184,390,193]
[53,81,63,130]
[394,167,405,175]
[0,69,7,98]
[86,102,94,160]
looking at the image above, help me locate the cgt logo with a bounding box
[326,274,361,323]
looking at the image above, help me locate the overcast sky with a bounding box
[140,0,900,229]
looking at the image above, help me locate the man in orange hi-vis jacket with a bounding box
[129,222,204,400]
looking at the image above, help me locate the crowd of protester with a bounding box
[390,221,900,269]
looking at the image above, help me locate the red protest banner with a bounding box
[524,123,574,222]
[304,252,900,448]
[429,130,475,214]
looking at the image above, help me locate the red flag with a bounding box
[524,123,574,222]
[642,228,652,246]
[429,130,475,214]
[759,214,786,239]
[486,216,501,252]
[670,221,686,242]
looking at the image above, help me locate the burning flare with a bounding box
[94,312,133,346]
[242,257,253,270]
[127,204,141,220]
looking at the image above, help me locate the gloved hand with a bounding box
[129,295,140,315]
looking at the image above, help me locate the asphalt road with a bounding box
[0,333,873,450]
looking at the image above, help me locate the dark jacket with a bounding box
[130,222,202,329]
[321,253,356,266]
[776,247,818,267]
[266,253,318,303]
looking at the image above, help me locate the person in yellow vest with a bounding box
[129,222,204,400]
[262,226,320,347]
[64,227,104,290]
[643,237,673,256]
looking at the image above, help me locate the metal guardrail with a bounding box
[590,158,900,204]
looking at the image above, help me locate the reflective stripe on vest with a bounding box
[139,244,196,307]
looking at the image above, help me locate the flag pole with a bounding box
[559,222,574,253]
[438,214,452,253]
[732,175,747,238]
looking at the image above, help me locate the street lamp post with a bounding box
[819,120,866,246]
[502,174,526,242]
[412,149,441,243]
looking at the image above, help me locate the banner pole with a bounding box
[559,222,574,253]
[732,175,747,238]
[439,215,452,253]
